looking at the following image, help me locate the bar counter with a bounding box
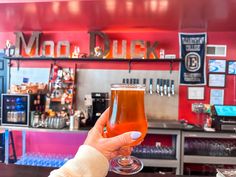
[0,163,213,177]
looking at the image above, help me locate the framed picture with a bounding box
[187,87,205,100]
[0,76,4,93]
[208,73,226,87]
[206,45,227,57]
[210,89,224,105]
[0,60,3,70]
[208,59,226,73]
[227,60,236,75]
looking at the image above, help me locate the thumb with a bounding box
[107,131,142,150]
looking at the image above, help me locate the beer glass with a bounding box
[106,84,147,175]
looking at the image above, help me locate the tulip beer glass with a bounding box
[106,84,147,175]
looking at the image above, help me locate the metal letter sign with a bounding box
[112,40,127,58]
[14,31,41,57]
[57,41,70,58]
[42,41,55,57]
[130,40,145,59]
[88,31,110,58]
[146,41,158,59]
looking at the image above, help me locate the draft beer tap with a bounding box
[160,79,163,96]
[156,78,160,95]
[167,79,171,97]
[143,78,147,93]
[163,79,167,96]
[149,79,153,95]
[122,78,126,84]
[171,80,175,96]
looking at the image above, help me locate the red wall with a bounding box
[1,31,236,156]
[179,32,236,123]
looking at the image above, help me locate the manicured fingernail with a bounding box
[130,131,142,140]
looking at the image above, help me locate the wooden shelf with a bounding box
[50,97,72,103]
[51,81,74,85]
[50,98,62,102]
[62,80,74,84]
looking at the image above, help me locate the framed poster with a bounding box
[227,60,236,75]
[0,60,3,70]
[208,59,226,73]
[187,87,205,100]
[208,74,226,87]
[210,89,224,105]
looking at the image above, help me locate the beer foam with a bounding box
[111,87,145,91]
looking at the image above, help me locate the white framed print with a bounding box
[227,60,236,75]
[187,87,205,100]
[208,59,226,73]
[208,74,226,88]
[210,89,224,105]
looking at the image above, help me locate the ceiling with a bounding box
[0,0,236,32]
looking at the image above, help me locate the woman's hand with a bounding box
[84,108,142,160]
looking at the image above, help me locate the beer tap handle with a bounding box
[156,78,160,95]
[122,78,126,84]
[130,78,133,84]
[143,78,147,93]
[160,79,163,96]
[167,79,171,97]
[132,78,135,84]
[171,80,175,96]
[143,78,146,85]
[137,78,139,84]
[164,80,167,96]
[149,79,153,95]
[126,78,129,84]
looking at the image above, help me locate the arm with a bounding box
[49,145,109,177]
[49,108,141,177]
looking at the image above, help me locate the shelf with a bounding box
[51,80,74,84]
[183,131,236,139]
[5,56,182,73]
[141,158,179,168]
[0,126,88,134]
[50,97,72,103]
[148,128,181,135]
[15,154,73,168]
[4,56,183,63]
[183,155,236,164]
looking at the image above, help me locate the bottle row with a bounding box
[15,153,73,168]
[132,145,176,159]
[184,139,236,157]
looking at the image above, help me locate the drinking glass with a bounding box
[106,84,148,175]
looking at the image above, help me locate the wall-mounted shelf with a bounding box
[181,131,236,175]
[4,56,182,62]
[4,57,183,73]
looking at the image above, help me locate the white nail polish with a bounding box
[130,131,142,140]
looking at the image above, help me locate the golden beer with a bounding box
[107,84,147,146]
